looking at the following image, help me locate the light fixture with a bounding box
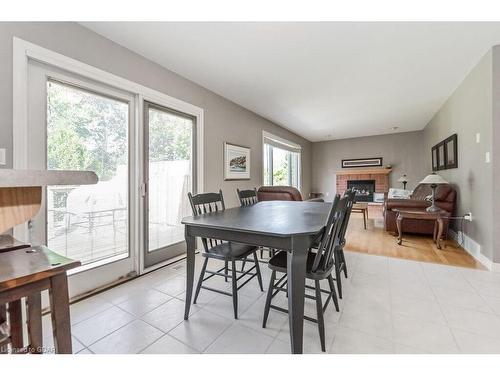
[419,173,449,212]
[397,174,408,190]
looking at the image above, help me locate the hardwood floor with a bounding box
[345,205,485,270]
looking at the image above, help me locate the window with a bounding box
[263,132,301,189]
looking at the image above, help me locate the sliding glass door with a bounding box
[21,53,201,295]
[46,80,130,266]
[27,61,137,296]
[143,102,196,268]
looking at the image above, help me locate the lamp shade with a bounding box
[397,174,408,183]
[420,173,448,185]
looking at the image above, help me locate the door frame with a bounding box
[13,37,204,277]
[142,101,198,269]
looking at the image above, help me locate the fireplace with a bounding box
[347,179,375,202]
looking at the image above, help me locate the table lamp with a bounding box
[419,173,448,212]
[398,174,408,189]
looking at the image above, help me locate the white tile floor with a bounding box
[42,251,500,354]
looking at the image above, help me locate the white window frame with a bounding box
[262,130,301,190]
[12,37,204,274]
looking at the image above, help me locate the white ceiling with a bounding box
[82,22,500,142]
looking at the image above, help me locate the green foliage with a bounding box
[47,81,192,181]
[148,108,192,162]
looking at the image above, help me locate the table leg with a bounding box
[287,236,309,354]
[396,213,403,245]
[49,273,72,354]
[27,293,43,354]
[0,304,7,354]
[436,217,444,250]
[184,231,196,320]
[9,300,23,352]
[363,210,367,230]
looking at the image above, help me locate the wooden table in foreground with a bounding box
[351,202,368,229]
[182,200,331,354]
[0,246,80,354]
[393,208,448,249]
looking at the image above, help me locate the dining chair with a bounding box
[236,188,259,206]
[237,188,276,267]
[332,189,356,299]
[262,194,346,352]
[187,190,264,319]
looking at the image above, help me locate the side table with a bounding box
[0,246,80,354]
[393,208,448,249]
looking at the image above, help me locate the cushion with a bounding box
[388,188,412,199]
[206,241,258,259]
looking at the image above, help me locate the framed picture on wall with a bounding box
[341,157,383,168]
[437,141,446,170]
[444,134,458,169]
[431,146,438,171]
[224,142,251,180]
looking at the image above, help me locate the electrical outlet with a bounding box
[464,213,473,222]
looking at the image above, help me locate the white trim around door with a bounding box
[12,37,204,277]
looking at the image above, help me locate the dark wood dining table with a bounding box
[181,200,332,354]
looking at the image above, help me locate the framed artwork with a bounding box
[224,142,251,180]
[437,142,446,170]
[431,134,458,171]
[341,157,383,168]
[444,134,458,169]
[431,146,438,171]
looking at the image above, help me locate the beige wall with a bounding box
[423,50,494,261]
[312,131,427,201]
[0,22,312,208]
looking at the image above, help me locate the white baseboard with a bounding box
[448,229,499,271]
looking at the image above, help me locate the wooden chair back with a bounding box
[310,194,350,274]
[187,190,226,250]
[237,188,258,207]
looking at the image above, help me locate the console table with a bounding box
[393,208,448,249]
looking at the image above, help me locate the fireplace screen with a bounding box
[347,180,375,202]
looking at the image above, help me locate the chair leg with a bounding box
[241,257,246,272]
[224,261,229,282]
[193,257,208,304]
[260,248,264,258]
[327,275,340,312]
[334,251,343,299]
[341,250,348,278]
[231,260,238,319]
[314,280,326,352]
[262,270,276,328]
[253,252,264,291]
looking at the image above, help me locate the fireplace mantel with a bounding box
[335,168,392,176]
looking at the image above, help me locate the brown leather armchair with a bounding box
[384,184,456,235]
[257,186,324,202]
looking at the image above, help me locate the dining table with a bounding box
[181,200,332,354]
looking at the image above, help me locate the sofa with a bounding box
[257,186,324,202]
[384,183,456,236]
